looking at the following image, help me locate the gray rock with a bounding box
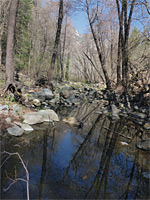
[137,139,150,151]
[134,105,139,111]
[0,110,9,115]
[12,104,23,116]
[0,105,9,111]
[23,109,59,125]
[14,121,34,132]
[32,122,53,131]
[143,172,150,179]
[49,99,57,107]
[36,88,54,100]
[111,104,120,114]
[6,117,11,123]
[39,109,59,122]
[7,125,24,136]
[129,112,147,120]
[21,124,34,132]
[23,112,44,125]
[111,114,120,120]
[60,87,73,99]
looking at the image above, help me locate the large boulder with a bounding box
[23,109,59,125]
[35,88,54,100]
[39,109,59,122]
[23,112,44,125]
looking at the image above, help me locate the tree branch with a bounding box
[1,151,30,200]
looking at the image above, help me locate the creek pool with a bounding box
[1,103,150,199]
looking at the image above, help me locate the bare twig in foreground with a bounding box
[1,151,30,200]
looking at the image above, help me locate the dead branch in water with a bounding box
[1,151,30,200]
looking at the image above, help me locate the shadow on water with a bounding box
[1,102,150,199]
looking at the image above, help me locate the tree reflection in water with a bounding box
[1,103,150,199]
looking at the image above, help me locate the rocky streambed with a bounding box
[1,98,150,199]
[0,81,150,148]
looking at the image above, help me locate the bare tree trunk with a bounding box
[85,0,111,90]
[116,0,124,86]
[122,0,135,89]
[5,0,19,85]
[0,5,2,65]
[50,0,63,71]
[0,41,2,66]
[60,16,67,81]
[116,0,135,89]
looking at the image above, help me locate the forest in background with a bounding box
[0,2,150,199]
[0,0,150,92]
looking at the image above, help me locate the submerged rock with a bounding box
[7,125,24,136]
[62,117,80,126]
[129,112,147,120]
[137,139,150,151]
[143,172,150,179]
[144,123,150,130]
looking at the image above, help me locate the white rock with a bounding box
[7,125,24,136]
[39,109,59,122]
[33,99,41,107]
[62,117,79,126]
[120,141,129,146]
[23,112,44,125]
[0,105,9,111]
[14,122,33,131]
[20,124,34,131]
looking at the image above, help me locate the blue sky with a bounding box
[71,11,89,35]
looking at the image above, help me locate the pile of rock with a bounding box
[0,104,59,137]
[25,84,103,109]
[95,103,150,130]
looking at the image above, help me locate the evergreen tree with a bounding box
[14,0,33,72]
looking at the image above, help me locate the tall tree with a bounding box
[50,0,64,72]
[116,0,136,88]
[5,0,19,85]
[0,0,10,66]
[60,15,67,81]
[85,0,112,90]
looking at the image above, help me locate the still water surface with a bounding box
[1,103,150,199]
